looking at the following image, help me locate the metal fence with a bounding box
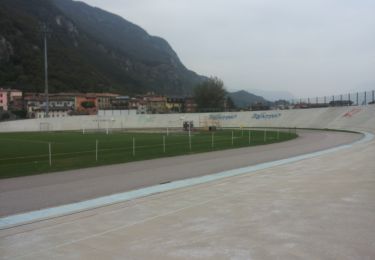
[288,90,375,108]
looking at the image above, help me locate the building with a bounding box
[145,96,167,114]
[0,90,8,111]
[25,94,75,118]
[128,98,147,114]
[166,97,184,113]
[110,96,130,109]
[93,93,120,109]
[184,97,197,113]
[137,100,147,114]
[10,96,24,111]
[128,98,140,110]
[75,94,98,115]
[274,100,290,110]
[24,92,124,117]
[32,107,72,119]
[0,88,22,111]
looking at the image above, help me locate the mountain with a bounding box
[0,0,205,95]
[248,89,295,101]
[228,90,269,108]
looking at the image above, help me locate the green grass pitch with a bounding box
[0,129,297,179]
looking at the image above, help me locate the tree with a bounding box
[193,77,227,112]
[225,96,236,111]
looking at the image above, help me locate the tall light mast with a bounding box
[42,24,49,117]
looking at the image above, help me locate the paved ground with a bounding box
[1,129,374,259]
[0,130,361,217]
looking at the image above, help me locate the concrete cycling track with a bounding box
[0,127,374,259]
[0,130,361,218]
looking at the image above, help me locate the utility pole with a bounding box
[42,24,49,118]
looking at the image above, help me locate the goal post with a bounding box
[40,122,51,132]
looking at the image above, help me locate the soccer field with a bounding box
[0,128,297,179]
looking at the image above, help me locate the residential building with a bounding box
[137,100,147,114]
[10,96,24,111]
[184,97,197,113]
[25,94,75,118]
[0,89,7,111]
[145,96,167,114]
[32,108,72,118]
[166,97,184,113]
[93,93,120,109]
[0,88,22,111]
[24,92,125,117]
[128,98,140,110]
[110,96,130,109]
[75,94,98,115]
[128,98,147,114]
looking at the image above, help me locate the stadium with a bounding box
[1,0,374,259]
[0,104,374,259]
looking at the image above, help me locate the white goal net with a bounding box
[40,122,51,132]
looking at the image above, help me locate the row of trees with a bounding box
[193,77,235,112]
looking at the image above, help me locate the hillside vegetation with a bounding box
[0,0,205,95]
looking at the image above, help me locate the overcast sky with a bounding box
[80,0,375,98]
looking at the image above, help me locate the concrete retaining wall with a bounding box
[0,106,374,133]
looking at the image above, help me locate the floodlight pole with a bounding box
[42,24,49,118]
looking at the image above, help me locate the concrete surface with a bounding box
[1,105,374,133]
[0,130,361,217]
[0,128,374,259]
[0,106,374,259]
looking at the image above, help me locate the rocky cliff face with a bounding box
[0,0,205,94]
[0,36,14,63]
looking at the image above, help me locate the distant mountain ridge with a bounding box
[0,0,205,95]
[248,89,295,101]
[229,90,269,108]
